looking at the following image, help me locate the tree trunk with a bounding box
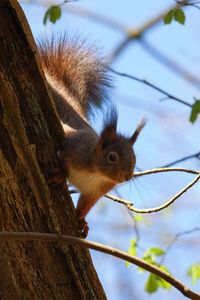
[0,1,106,299]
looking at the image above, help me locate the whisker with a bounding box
[132,177,146,205]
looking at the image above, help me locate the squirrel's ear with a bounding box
[129,118,146,145]
[96,108,118,150]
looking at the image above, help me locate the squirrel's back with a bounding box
[42,35,145,238]
[38,34,111,126]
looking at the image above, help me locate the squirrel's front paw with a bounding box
[46,167,67,189]
[78,218,89,238]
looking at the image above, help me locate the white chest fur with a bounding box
[68,166,108,196]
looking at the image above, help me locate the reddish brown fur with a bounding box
[39,35,144,237]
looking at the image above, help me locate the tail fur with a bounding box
[38,34,112,117]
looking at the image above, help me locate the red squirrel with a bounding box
[39,35,145,238]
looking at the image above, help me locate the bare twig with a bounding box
[160,227,200,264]
[65,2,200,90]
[134,167,200,176]
[64,5,128,32]
[111,1,185,60]
[175,0,200,10]
[110,68,192,108]
[160,151,200,167]
[0,231,199,300]
[173,227,200,237]
[106,173,200,214]
[140,38,200,89]
[62,0,79,4]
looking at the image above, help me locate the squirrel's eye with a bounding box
[107,151,119,163]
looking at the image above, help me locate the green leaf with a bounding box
[164,10,174,25]
[143,247,165,260]
[43,6,62,25]
[138,252,156,272]
[157,277,171,290]
[174,8,185,25]
[43,10,49,25]
[134,214,144,222]
[147,247,166,256]
[145,274,158,294]
[125,239,137,267]
[143,254,156,264]
[134,214,150,225]
[159,265,171,274]
[145,266,171,294]
[187,264,200,284]
[156,266,172,290]
[190,100,200,123]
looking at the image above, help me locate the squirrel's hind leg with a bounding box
[46,167,68,189]
[78,219,89,238]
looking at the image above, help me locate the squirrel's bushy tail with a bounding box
[38,34,112,116]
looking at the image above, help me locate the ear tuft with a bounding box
[129,118,146,145]
[96,107,118,150]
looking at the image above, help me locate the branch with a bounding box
[160,227,200,264]
[110,68,192,108]
[64,5,127,33]
[0,231,199,300]
[160,151,200,167]
[106,172,200,213]
[34,1,200,89]
[176,0,200,10]
[69,167,200,211]
[134,167,200,176]
[140,38,200,89]
[111,0,189,60]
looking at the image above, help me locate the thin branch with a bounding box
[61,0,79,4]
[134,167,200,176]
[174,227,200,238]
[64,5,128,33]
[0,231,199,300]
[64,2,200,90]
[110,68,192,108]
[69,189,78,194]
[106,173,200,214]
[140,38,200,89]
[63,2,200,89]
[65,2,200,89]
[176,0,200,10]
[22,1,127,32]
[111,36,133,59]
[160,151,200,167]
[111,0,189,60]
[70,167,200,213]
[160,227,200,264]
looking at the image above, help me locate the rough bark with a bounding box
[0,1,106,299]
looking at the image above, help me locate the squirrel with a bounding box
[39,35,145,238]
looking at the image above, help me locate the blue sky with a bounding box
[21,1,200,299]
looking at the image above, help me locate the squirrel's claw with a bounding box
[46,167,67,189]
[78,219,89,238]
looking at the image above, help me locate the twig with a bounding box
[160,151,200,167]
[62,0,79,5]
[110,68,192,108]
[160,227,200,264]
[64,2,200,90]
[134,167,200,176]
[175,0,200,10]
[111,1,185,60]
[0,231,199,300]
[106,173,200,213]
[64,5,128,33]
[140,38,200,89]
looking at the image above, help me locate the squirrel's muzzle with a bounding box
[124,172,133,181]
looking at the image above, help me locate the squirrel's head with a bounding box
[94,110,145,184]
